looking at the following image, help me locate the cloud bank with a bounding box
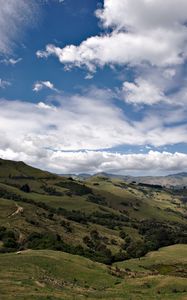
[0,147,187,176]
[0,91,187,174]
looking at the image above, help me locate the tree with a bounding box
[20,184,30,193]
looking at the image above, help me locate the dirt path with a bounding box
[9,203,24,218]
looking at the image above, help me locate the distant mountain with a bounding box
[167,172,187,178]
[0,157,187,187]
[62,173,91,180]
[127,173,187,187]
[88,172,187,187]
[58,169,187,187]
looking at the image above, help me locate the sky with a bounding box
[0,0,187,175]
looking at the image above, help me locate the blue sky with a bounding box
[0,0,187,175]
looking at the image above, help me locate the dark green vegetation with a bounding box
[0,158,187,299]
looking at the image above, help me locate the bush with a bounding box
[3,238,18,249]
[56,181,93,196]
[20,184,31,193]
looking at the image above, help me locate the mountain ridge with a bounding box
[1,157,186,185]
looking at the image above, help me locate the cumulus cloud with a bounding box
[37,0,187,70]
[122,77,169,105]
[36,102,57,110]
[33,81,59,92]
[36,0,187,106]
[0,147,187,175]
[96,0,187,31]
[0,0,38,54]
[46,150,187,175]
[121,63,187,105]
[37,31,182,72]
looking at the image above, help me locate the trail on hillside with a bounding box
[9,203,24,218]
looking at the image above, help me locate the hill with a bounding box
[87,172,187,188]
[0,158,54,179]
[74,171,187,188]
[0,245,187,299]
[127,173,187,188]
[0,158,186,299]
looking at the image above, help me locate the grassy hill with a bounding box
[0,158,186,299]
[0,158,53,179]
[0,245,187,299]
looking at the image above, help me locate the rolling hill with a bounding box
[87,172,187,188]
[0,245,187,299]
[67,171,187,187]
[0,158,186,299]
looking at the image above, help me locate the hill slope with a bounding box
[0,245,187,299]
[0,158,186,263]
[0,158,186,299]
[0,158,53,179]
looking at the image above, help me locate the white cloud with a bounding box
[37,0,187,70]
[0,79,11,89]
[46,150,187,175]
[120,65,187,105]
[37,31,183,72]
[85,73,94,80]
[0,0,38,54]
[96,0,187,31]
[0,88,187,174]
[122,77,169,105]
[36,102,57,110]
[0,147,187,175]
[1,57,22,66]
[36,0,187,106]
[33,81,58,92]
[0,91,187,156]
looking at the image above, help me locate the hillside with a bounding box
[0,158,54,179]
[0,245,187,299]
[0,158,186,299]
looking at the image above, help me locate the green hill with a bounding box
[0,158,186,299]
[0,245,187,299]
[0,158,53,179]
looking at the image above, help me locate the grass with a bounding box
[0,158,52,178]
[0,249,117,300]
[0,245,187,299]
[115,244,187,273]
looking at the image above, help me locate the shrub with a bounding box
[20,184,31,193]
